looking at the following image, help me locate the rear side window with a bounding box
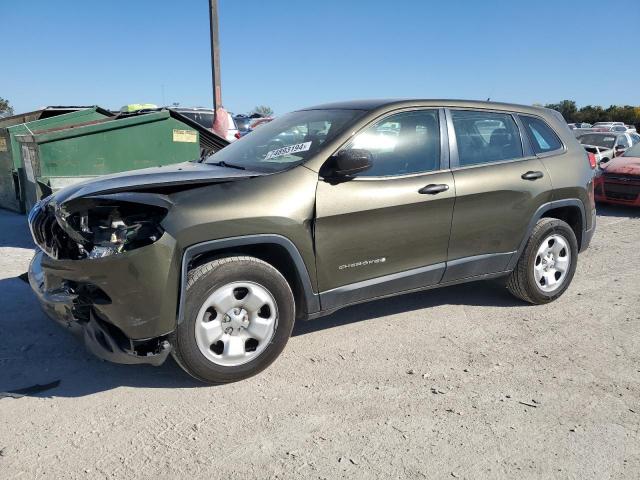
[520,115,563,154]
[451,110,523,167]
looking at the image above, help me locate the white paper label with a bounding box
[264,141,312,160]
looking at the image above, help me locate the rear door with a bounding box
[442,109,553,282]
[314,109,454,308]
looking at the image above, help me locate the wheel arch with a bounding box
[177,235,320,325]
[507,199,586,270]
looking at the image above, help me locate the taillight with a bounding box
[234,132,241,139]
[587,152,597,169]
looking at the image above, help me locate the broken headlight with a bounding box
[56,200,168,259]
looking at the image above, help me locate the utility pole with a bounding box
[209,0,221,122]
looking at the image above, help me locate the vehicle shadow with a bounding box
[293,279,523,337]
[596,204,640,218]
[1,274,522,398]
[0,275,202,399]
[0,209,35,249]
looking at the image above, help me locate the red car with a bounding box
[594,142,640,206]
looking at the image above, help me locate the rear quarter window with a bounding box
[520,115,563,155]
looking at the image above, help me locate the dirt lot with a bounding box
[0,206,639,479]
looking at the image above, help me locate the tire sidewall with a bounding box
[176,258,295,383]
[525,220,578,303]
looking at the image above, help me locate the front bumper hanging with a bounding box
[28,250,172,366]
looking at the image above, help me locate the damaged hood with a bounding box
[51,162,264,205]
[601,156,640,176]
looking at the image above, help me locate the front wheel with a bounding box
[172,256,295,384]
[506,218,578,304]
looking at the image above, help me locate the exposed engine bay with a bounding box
[30,197,167,260]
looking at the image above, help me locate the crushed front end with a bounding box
[27,194,180,366]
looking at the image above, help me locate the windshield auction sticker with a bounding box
[265,141,312,160]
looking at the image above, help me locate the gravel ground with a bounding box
[0,206,639,479]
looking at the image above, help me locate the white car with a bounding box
[577,131,640,165]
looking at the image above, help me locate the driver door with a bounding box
[314,109,455,310]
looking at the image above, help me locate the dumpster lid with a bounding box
[0,106,113,128]
[14,108,228,155]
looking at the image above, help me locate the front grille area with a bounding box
[603,181,640,202]
[603,173,640,183]
[28,202,72,259]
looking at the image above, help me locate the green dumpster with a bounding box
[15,110,205,212]
[0,106,112,212]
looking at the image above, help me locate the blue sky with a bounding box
[2,0,638,116]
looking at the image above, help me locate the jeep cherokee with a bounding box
[27,99,596,383]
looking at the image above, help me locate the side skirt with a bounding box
[312,258,512,320]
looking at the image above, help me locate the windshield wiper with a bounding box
[208,160,246,170]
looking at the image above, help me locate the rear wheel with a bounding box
[506,218,578,304]
[172,256,295,384]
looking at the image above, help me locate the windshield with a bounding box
[204,109,364,172]
[179,111,214,129]
[623,143,640,157]
[579,134,616,148]
[235,117,252,131]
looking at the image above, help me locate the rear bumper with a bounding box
[28,250,172,366]
[581,208,596,252]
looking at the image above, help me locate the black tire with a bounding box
[506,218,578,304]
[172,256,295,384]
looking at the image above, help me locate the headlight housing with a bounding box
[55,199,168,259]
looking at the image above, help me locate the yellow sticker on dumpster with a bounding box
[0,138,7,152]
[173,129,197,143]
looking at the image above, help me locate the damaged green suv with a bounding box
[28,100,596,383]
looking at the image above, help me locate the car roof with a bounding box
[298,98,553,115]
[580,131,625,136]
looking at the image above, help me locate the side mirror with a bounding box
[324,149,372,177]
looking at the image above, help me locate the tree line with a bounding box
[0,97,14,117]
[541,100,640,127]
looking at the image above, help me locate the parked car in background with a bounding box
[234,115,253,137]
[610,125,629,133]
[626,125,637,133]
[250,117,274,129]
[593,122,625,130]
[594,142,640,206]
[567,122,592,129]
[171,107,239,142]
[577,132,640,164]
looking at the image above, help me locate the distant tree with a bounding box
[541,100,640,129]
[544,100,577,122]
[0,97,14,117]
[575,105,605,125]
[251,105,274,117]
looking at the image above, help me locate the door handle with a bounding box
[521,171,544,180]
[419,184,449,195]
